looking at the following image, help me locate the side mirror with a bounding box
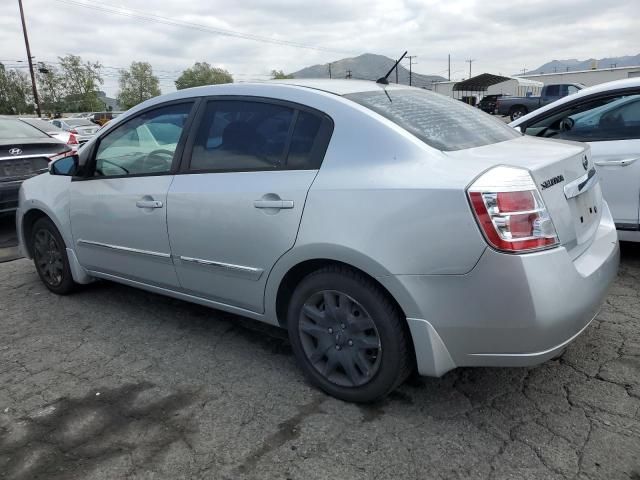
[49,154,79,176]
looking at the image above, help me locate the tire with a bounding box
[31,217,77,295]
[287,265,413,403]
[510,106,528,121]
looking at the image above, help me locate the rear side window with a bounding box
[189,100,331,172]
[345,89,519,151]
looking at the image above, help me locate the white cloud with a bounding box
[1,0,638,96]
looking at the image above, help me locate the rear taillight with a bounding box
[68,133,79,145]
[467,166,559,253]
[69,129,78,134]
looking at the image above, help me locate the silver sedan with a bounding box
[16,80,619,402]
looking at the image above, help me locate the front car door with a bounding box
[167,97,333,312]
[70,101,196,288]
[522,88,640,233]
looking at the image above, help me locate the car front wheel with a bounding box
[31,217,76,295]
[287,266,413,403]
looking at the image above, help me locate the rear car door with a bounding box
[522,89,640,232]
[70,101,195,287]
[167,97,333,312]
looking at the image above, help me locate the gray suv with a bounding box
[16,80,619,402]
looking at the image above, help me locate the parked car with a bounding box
[90,111,123,126]
[478,94,503,114]
[16,80,619,402]
[50,118,100,144]
[0,117,71,213]
[20,118,81,152]
[510,77,640,242]
[497,83,584,120]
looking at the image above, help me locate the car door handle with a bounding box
[136,200,164,209]
[594,158,639,167]
[253,199,294,209]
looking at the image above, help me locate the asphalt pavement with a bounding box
[0,241,639,479]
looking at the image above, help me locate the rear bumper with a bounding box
[396,202,619,376]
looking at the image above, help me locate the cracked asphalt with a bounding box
[1,243,639,479]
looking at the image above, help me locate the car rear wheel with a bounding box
[31,217,76,295]
[510,106,528,121]
[287,266,412,403]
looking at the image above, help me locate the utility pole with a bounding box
[406,55,417,86]
[448,54,451,81]
[466,58,475,79]
[328,63,332,79]
[17,0,41,116]
[521,67,527,75]
[395,63,398,84]
[345,69,352,79]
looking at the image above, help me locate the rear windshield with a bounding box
[21,118,63,132]
[65,119,94,127]
[0,118,49,140]
[345,89,519,151]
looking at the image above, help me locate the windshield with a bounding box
[0,118,49,140]
[345,89,519,151]
[65,119,95,127]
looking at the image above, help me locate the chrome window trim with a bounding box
[179,256,263,281]
[76,239,171,258]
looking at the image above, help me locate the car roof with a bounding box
[266,78,413,95]
[511,77,640,126]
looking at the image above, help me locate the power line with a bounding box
[50,0,356,55]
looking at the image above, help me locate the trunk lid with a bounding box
[0,139,70,182]
[75,125,99,135]
[446,135,602,259]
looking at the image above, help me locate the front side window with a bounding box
[94,103,192,177]
[345,89,519,151]
[189,100,329,172]
[524,93,640,142]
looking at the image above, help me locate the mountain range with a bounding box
[525,54,640,75]
[289,52,640,85]
[290,53,446,87]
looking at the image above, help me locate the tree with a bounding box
[36,55,104,114]
[174,62,233,89]
[117,62,161,109]
[36,62,65,114]
[271,69,294,79]
[0,63,33,114]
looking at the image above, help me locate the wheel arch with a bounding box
[21,208,52,258]
[265,244,422,329]
[510,104,528,113]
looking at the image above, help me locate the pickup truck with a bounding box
[496,83,584,120]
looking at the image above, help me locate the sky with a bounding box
[1,0,638,97]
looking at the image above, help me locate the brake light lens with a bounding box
[468,166,559,253]
[69,129,78,134]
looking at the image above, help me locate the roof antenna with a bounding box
[377,51,408,85]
